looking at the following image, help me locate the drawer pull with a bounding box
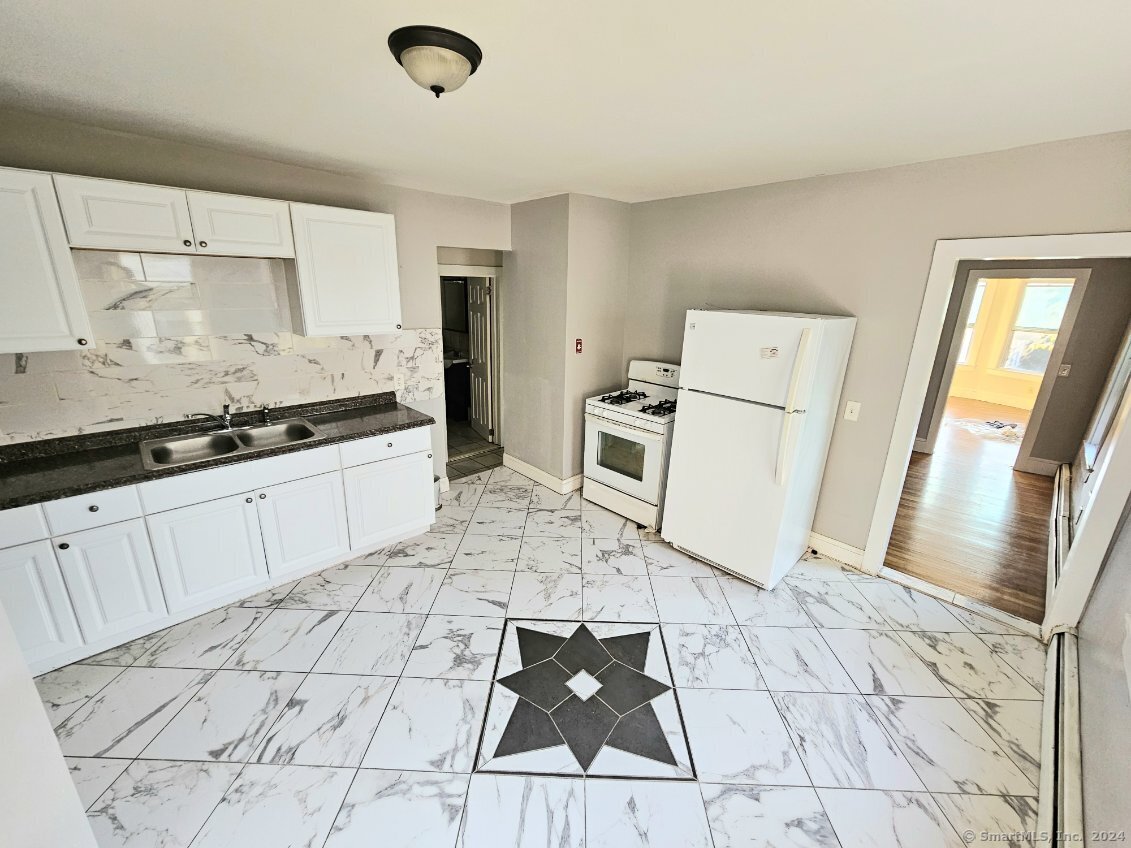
[259,494,267,499]
[245,497,253,503]
[58,542,70,550]
[387,442,394,448]
[88,505,99,512]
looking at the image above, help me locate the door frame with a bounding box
[862,232,1131,635]
[916,266,1091,466]
[438,263,503,447]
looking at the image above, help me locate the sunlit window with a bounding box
[957,281,986,365]
[999,281,1072,374]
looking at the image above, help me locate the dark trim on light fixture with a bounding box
[388,25,482,97]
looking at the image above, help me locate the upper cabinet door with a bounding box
[54,174,197,252]
[186,191,295,258]
[0,168,95,353]
[289,203,403,336]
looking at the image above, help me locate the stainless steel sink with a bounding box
[143,433,243,468]
[234,419,323,450]
[140,417,327,470]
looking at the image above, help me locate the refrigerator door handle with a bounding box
[775,410,802,486]
[784,327,812,414]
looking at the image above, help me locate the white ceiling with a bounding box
[2,1,1129,203]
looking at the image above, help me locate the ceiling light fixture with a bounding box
[388,25,482,99]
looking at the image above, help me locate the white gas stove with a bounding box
[582,360,680,530]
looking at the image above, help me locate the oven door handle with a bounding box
[584,413,665,441]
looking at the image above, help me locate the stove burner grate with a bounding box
[640,400,677,416]
[600,390,647,405]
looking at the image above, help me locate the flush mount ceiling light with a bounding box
[388,25,482,98]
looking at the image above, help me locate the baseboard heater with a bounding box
[1036,464,1083,846]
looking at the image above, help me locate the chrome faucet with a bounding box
[186,403,232,431]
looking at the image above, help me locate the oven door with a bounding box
[584,413,665,504]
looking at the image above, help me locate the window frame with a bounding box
[997,279,1074,375]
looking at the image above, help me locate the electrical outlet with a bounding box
[844,400,861,421]
[394,374,406,393]
[1059,364,1072,377]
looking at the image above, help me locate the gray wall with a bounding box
[624,130,1131,549]
[1078,502,1131,843]
[916,259,1131,462]
[502,196,570,478]
[563,195,631,478]
[0,107,511,476]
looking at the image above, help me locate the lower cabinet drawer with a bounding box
[0,503,50,548]
[147,494,269,613]
[339,427,432,468]
[0,539,84,667]
[44,485,143,536]
[54,519,167,643]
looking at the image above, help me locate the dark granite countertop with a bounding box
[0,392,435,510]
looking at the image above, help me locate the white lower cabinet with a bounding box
[344,452,435,549]
[256,472,350,578]
[0,540,84,666]
[147,494,268,613]
[55,519,167,643]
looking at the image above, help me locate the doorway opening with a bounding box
[885,270,1085,622]
[441,273,502,480]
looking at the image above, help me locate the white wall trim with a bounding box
[436,263,501,277]
[503,453,582,493]
[1014,456,1063,476]
[808,532,865,569]
[863,233,1131,598]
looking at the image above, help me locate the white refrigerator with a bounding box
[662,310,856,588]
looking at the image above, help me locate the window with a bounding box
[957,280,986,365]
[999,281,1072,374]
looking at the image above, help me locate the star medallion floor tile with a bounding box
[477,619,694,779]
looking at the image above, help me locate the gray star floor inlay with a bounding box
[476,619,696,779]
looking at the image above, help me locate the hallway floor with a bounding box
[886,397,1053,622]
[446,420,503,481]
[39,466,1045,848]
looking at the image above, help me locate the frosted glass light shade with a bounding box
[400,45,473,95]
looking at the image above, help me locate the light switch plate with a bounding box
[1059,364,1072,377]
[844,401,861,421]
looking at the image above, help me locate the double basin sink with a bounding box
[140,418,327,471]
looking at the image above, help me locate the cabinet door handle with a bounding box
[259,493,267,499]
[77,338,88,346]
[58,542,69,550]
[88,505,99,512]
[387,442,394,448]
[245,497,253,503]
[183,239,192,247]
[427,453,433,459]
[199,241,208,248]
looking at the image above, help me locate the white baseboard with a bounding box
[808,532,867,570]
[913,437,931,454]
[502,454,582,494]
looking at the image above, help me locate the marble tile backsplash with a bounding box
[0,250,442,444]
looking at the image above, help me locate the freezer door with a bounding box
[678,311,818,407]
[661,388,788,586]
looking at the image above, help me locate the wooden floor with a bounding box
[885,397,1053,622]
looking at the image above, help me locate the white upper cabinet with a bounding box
[0,168,95,353]
[186,191,294,257]
[289,203,403,336]
[54,174,197,252]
